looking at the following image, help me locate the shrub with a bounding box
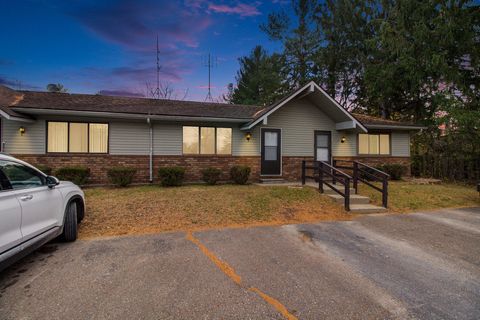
[55,166,90,185]
[107,166,137,187]
[376,164,406,180]
[201,167,222,185]
[35,164,52,175]
[158,166,185,187]
[230,165,251,185]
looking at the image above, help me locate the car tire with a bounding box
[62,201,78,242]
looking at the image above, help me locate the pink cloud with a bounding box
[208,2,261,17]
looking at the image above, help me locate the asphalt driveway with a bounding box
[1,207,479,319]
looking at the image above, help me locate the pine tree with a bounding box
[230,46,286,106]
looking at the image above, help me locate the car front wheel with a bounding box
[62,201,78,242]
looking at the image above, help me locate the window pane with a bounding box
[265,146,277,160]
[358,134,369,154]
[216,128,232,155]
[183,126,199,154]
[69,123,88,153]
[47,122,68,152]
[89,124,108,153]
[316,135,329,148]
[264,132,278,146]
[200,127,215,154]
[369,135,379,154]
[379,134,390,155]
[316,148,329,161]
[0,160,45,190]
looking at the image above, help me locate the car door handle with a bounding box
[20,195,33,201]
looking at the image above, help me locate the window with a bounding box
[182,126,232,155]
[358,133,390,155]
[47,122,108,153]
[0,160,46,190]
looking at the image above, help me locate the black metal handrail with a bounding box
[302,160,351,211]
[333,159,389,208]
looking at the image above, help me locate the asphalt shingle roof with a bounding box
[0,85,422,128]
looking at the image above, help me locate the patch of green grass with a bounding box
[359,181,479,212]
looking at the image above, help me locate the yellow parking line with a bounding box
[186,232,298,320]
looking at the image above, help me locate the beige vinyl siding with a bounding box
[232,126,260,156]
[1,118,46,154]
[391,131,411,156]
[259,99,357,157]
[153,123,182,155]
[109,121,150,155]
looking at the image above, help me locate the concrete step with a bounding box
[349,204,387,214]
[327,194,370,205]
[323,186,356,195]
[260,178,285,184]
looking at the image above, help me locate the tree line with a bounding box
[227,0,479,174]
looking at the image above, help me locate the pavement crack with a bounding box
[186,232,298,320]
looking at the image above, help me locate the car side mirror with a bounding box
[46,176,60,188]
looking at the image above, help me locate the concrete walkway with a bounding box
[1,207,479,319]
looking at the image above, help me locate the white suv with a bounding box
[0,153,85,271]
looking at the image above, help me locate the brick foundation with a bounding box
[334,156,412,175]
[13,154,411,185]
[14,154,260,185]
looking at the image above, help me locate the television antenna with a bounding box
[154,34,161,99]
[203,53,217,102]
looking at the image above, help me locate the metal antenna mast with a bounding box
[204,53,217,102]
[155,34,160,99]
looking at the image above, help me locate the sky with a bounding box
[0,0,288,101]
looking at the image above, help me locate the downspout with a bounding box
[147,117,153,183]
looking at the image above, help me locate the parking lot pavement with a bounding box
[1,207,479,320]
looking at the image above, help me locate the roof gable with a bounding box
[241,81,368,132]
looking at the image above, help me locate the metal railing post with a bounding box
[332,159,337,185]
[353,161,358,194]
[345,177,350,211]
[318,162,324,193]
[301,160,306,185]
[382,178,388,208]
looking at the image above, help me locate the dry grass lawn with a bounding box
[80,181,480,239]
[359,181,479,212]
[80,185,347,239]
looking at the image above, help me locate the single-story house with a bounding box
[0,81,424,184]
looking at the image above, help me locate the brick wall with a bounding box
[13,154,411,185]
[334,156,411,175]
[14,154,260,185]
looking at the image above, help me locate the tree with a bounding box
[229,45,286,106]
[46,83,68,93]
[261,0,319,88]
[145,81,188,100]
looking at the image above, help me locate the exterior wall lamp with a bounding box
[341,136,346,143]
[19,127,26,136]
[245,132,252,141]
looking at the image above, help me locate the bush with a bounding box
[202,167,222,185]
[55,166,90,185]
[35,164,52,175]
[376,164,406,180]
[230,165,251,185]
[158,166,185,187]
[107,166,137,187]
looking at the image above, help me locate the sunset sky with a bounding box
[0,0,288,101]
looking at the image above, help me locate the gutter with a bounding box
[10,108,251,123]
[147,117,153,183]
[366,124,427,130]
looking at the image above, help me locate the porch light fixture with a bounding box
[19,126,26,136]
[245,132,252,141]
[341,136,346,143]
